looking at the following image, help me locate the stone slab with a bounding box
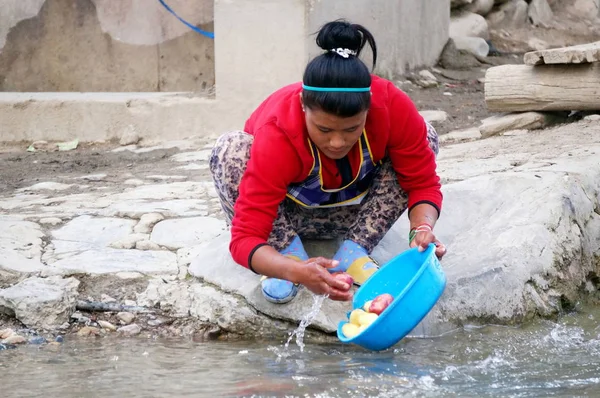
[150,217,227,250]
[0,276,79,329]
[41,248,177,276]
[52,215,135,247]
[524,41,600,65]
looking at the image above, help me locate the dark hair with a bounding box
[302,20,377,118]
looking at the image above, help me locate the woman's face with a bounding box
[303,106,367,160]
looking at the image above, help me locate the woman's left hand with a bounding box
[410,229,447,260]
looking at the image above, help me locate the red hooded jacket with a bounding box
[231,75,442,268]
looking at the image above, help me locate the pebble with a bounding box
[117,312,136,325]
[117,324,142,336]
[77,326,100,337]
[71,312,87,322]
[55,336,64,343]
[147,319,164,327]
[98,320,117,331]
[0,328,15,339]
[2,335,27,344]
[58,322,70,330]
[0,343,16,350]
[28,336,47,345]
[101,294,117,303]
[124,300,137,307]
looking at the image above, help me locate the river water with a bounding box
[3,306,600,397]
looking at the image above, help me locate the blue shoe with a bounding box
[330,240,379,285]
[260,235,307,304]
[261,277,298,304]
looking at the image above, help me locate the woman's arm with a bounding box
[251,246,352,301]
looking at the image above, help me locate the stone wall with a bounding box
[308,0,450,78]
[0,0,215,92]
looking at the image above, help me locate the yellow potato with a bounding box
[357,325,368,334]
[358,312,379,327]
[342,322,360,338]
[349,309,366,326]
[363,300,373,312]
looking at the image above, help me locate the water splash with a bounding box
[284,294,328,353]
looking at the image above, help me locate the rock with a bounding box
[0,328,15,339]
[584,114,600,122]
[137,279,192,317]
[487,0,529,28]
[451,36,490,58]
[55,335,64,343]
[572,0,600,19]
[20,182,73,191]
[108,233,149,250]
[42,248,177,276]
[465,0,494,15]
[189,233,350,334]
[524,41,600,66]
[415,70,438,88]
[135,240,163,251]
[0,276,80,329]
[370,120,600,334]
[133,213,164,234]
[438,38,482,70]
[97,320,117,331]
[528,0,554,28]
[150,217,227,250]
[2,335,26,344]
[77,326,100,337]
[52,216,136,247]
[479,112,555,138]
[117,312,135,325]
[119,125,141,146]
[39,217,63,226]
[527,38,550,52]
[0,220,46,277]
[100,294,117,303]
[117,324,141,336]
[450,11,489,40]
[419,110,449,124]
[451,0,473,8]
[171,150,211,163]
[71,312,90,323]
[147,319,164,327]
[123,300,137,307]
[28,336,47,344]
[439,128,482,144]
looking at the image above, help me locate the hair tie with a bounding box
[330,48,357,58]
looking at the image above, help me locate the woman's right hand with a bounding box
[290,257,353,301]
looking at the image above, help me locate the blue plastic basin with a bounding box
[337,244,446,351]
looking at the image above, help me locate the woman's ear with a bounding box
[298,92,305,112]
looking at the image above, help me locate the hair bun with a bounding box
[316,20,362,53]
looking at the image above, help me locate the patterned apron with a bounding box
[286,131,381,208]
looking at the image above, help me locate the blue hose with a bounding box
[158,0,214,39]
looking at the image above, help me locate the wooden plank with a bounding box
[485,63,600,112]
[524,41,600,66]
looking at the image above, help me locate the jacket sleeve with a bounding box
[386,84,443,215]
[229,125,302,269]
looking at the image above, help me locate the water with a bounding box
[285,294,328,353]
[3,308,600,397]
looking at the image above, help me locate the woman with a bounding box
[210,20,446,304]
